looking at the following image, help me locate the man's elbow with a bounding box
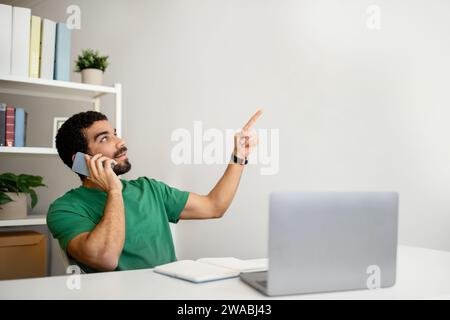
[96,253,119,271]
[213,207,227,219]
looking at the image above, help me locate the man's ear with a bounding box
[72,154,76,162]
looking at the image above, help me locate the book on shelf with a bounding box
[54,22,72,81]
[29,15,42,78]
[14,107,27,147]
[11,6,31,77]
[0,103,6,146]
[0,4,12,76]
[5,106,15,147]
[154,257,268,283]
[40,18,56,80]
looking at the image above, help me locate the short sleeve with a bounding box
[47,203,96,254]
[150,179,190,223]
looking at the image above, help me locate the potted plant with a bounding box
[0,173,46,220]
[74,49,109,85]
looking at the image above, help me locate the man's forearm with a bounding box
[85,190,125,264]
[208,162,245,215]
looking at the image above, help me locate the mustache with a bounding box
[114,147,128,158]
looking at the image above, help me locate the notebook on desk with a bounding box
[154,257,268,283]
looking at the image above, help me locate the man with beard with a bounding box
[47,110,261,272]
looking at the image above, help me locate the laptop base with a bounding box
[239,271,269,295]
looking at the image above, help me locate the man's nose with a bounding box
[116,137,126,148]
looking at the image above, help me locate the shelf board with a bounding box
[0,215,46,227]
[0,147,57,155]
[0,75,118,102]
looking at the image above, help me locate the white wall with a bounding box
[2,0,450,267]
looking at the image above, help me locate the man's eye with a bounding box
[101,136,107,142]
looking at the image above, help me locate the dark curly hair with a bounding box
[55,111,107,180]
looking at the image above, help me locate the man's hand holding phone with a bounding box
[84,153,122,193]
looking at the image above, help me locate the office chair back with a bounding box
[58,243,86,274]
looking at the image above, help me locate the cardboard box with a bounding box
[0,231,47,280]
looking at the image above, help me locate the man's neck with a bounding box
[82,179,103,190]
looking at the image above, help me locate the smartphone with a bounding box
[72,152,115,177]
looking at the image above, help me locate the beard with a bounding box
[113,158,132,176]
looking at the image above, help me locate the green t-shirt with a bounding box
[47,177,189,272]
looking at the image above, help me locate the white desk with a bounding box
[0,245,449,299]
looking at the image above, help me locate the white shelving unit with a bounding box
[0,75,122,155]
[0,147,57,154]
[0,215,47,227]
[0,75,122,226]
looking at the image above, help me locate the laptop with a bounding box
[240,192,399,296]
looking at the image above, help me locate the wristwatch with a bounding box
[231,153,248,165]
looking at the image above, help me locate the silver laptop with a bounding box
[240,192,399,296]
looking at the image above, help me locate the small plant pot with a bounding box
[81,68,103,85]
[0,193,28,220]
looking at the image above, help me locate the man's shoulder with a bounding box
[124,177,173,196]
[47,188,89,228]
[125,176,159,188]
[48,187,85,211]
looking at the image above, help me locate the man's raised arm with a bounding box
[179,110,262,220]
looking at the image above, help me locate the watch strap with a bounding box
[231,153,248,165]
